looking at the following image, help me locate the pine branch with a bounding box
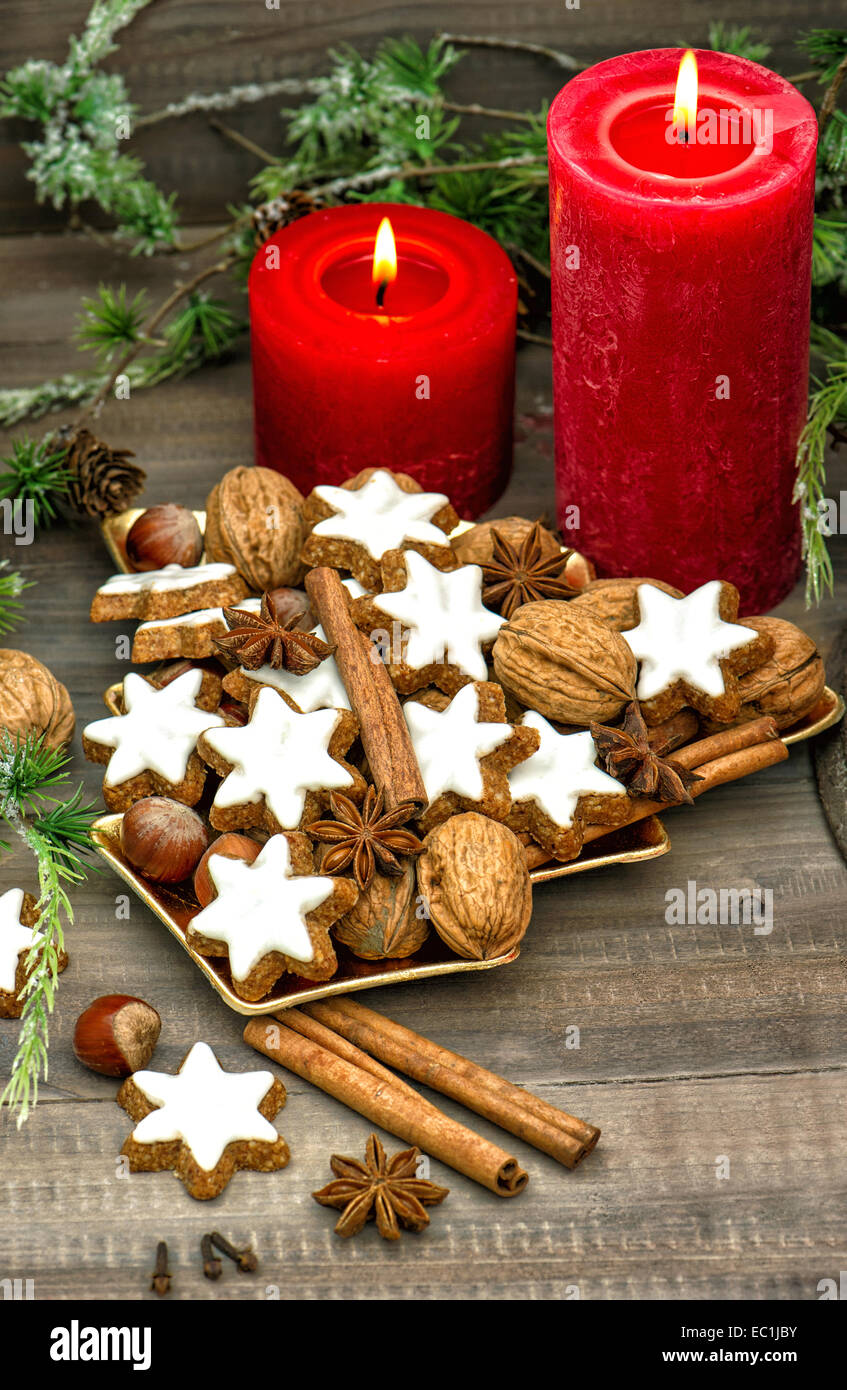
[0,437,72,527]
[0,733,98,1126]
[436,32,586,71]
[0,561,33,636]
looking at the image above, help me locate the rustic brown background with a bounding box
[1,2,846,1303]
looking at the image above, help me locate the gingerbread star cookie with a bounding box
[117,1040,289,1199]
[197,685,365,834]
[82,668,224,811]
[222,623,352,714]
[131,597,262,663]
[403,681,539,833]
[301,468,460,590]
[90,562,249,623]
[506,714,630,862]
[0,888,69,1019]
[187,833,358,995]
[622,581,774,724]
[353,550,506,695]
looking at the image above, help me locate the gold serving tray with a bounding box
[90,811,670,1015]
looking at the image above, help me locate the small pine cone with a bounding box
[58,426,146,519]
[252,191,320,247]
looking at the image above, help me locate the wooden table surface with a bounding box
[1,231,846,1301]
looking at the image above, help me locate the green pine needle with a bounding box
[0,561,33,636]
[76,283,148,358]
[708,24,772,64]
[0,731,98,1125]
[0,437,71,528]
[799,29,847,82]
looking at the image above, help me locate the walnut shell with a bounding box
[205,466,306,590]
[417,813,532,960]
[492,601,636,725]
[332,861,428,960]
[0,649,75,750]
[727,617,825,731]
[568,577,683,632]
[452,517,595,591]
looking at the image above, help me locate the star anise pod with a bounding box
[481,521,577,619]
[590,702,702,805]
[214,592,331,673]
[306,786,423,891]
[313,1133,449,1240]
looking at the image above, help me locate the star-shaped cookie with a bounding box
[117,1040,289,1199]
[187,832,358,994]
[197,685,364,834]
[0,888,68,1019]
[622,581,774,724]
[222,623,352,713]
[82,669,224,810]
[90,561,248,622]
[353,550,506,695]
[403,681,539,832]
[506,714,630,862]
[301,467,459,590]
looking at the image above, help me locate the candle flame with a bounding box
[372,217,398,288]
[673,49,698,141]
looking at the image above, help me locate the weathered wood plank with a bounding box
[1,1071,845,1300]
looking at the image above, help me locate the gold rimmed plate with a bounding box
[89,812,672,1015]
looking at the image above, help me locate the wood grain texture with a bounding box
[1,225,846,1300]
[2,0,844,229]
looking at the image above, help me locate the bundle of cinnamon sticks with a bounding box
[244,997,600,1196]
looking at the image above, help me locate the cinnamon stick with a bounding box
[647,707,700,755]
[581,734,788,843]
[305,566,427,813]
[670,716,779,770]
[304,997,600,1168]
[243,1016,529,1197]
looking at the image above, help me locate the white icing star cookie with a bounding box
[97,562,238,596]
[224,623,352,714]
[311,470,452,560]
[367,552,506,693]
[118,1040,290,1195]
[199,685,360,832]
[91,561,248,622]
[82,669,224,805]
[506,714,630,862]
[0,889,40,994]
[403,681,539,831]
[509,715,627,825]
[623,581,765,722]
[187,833,357,994]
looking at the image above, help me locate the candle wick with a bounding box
[376,279,388,309]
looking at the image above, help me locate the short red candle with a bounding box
[248,203,517,517]
[547,49,818,612]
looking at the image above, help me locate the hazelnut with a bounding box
[126,504,203,571]
[194,833,262,907]
[121,797,210,883]
[265,587,314,630]
[73,994,161,1077]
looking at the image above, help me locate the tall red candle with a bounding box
[547,49,817,613]
[248,203,517,517]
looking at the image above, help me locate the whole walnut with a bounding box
[493,601,636,724]
[332,861,428,960]
[0,649,75,749]
[717,616,825,731]
[568,577,683,632]
[205,466,306,590]
[417,813,532,960]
